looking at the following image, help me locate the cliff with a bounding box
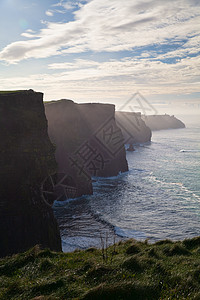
[0,90,61,257]
[141,114,185,131]
[45,100,128,198]
[115,111,152,144]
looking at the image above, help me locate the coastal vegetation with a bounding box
[0,90,27,94]
[0,237,199,299]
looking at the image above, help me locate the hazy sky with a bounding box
[0,0,200,114]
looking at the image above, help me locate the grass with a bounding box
[0,90,24,94]
[0,90,34,95]
[0,237,199,299]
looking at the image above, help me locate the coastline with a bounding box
[54,123,200,253]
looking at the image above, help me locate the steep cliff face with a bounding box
[115,111,152,144]
[141,114,185,131]
[0,90,61,257]
[45,100,128,198]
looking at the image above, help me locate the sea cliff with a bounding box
[115,111,152,144]
[45,100,128,198]
[142,114,185,131]
[0,90,61,257]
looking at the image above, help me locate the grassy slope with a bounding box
[0,237,199,300]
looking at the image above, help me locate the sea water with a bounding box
[54,116,200,252]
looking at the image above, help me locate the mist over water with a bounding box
[54,116,200,251]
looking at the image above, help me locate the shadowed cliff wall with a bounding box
[115,111,152,144]
[45,100,128,198]
[0,90,61,257]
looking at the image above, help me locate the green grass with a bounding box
[0,90,24,94]
[0,237,199,299]
[0,90,34,95]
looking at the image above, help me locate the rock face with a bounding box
[0,90,62,257]
[141,114,185,131]
[115,111,152,144]
[45,100,128,198]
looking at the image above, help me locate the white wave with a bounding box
[92,171,128,181]
[53,195,86,208]
[149,174,200,201]
[132,168,146,172]
[62,234,120,252]
[62,236,101,252]
[139,142,151,147]
[114,226,147,240]
[93,181,114,187]
[180,149,200,153]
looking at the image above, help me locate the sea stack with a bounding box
[45,100,128,198]
[0,90,61,257]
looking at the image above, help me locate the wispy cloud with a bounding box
[1,55,199,102]
[45,10,54,17]
[47,56,200,85]
[0,0,199,63]
[52,1,85,11]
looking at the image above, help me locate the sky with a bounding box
[0,0,200,115]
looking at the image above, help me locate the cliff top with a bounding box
[116,111,141,116]
[45,98,115,109]
[0,89,37,95]
[141,114,185,130]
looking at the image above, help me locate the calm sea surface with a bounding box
[54,116,200,252]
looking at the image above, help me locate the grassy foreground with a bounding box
[0,237,200,300]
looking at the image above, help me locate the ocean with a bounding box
[53,115,200,252]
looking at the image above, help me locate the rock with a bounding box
[127,144,135,152]
[115,111,152,144]
[141,114,185,131]
[0,90,62,257]
[45,100,128,198]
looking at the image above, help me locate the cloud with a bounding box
[21,29,38,38]
[1,54,199,102]
[48,59,100,69]
[21,33,36,38]
[47,56,200,86]
[112,17,157,31]
[26,29,36,33]
[62,2,76,10]
[0,0,199,63]
[45,10,54,17]
[52,1,84,11]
